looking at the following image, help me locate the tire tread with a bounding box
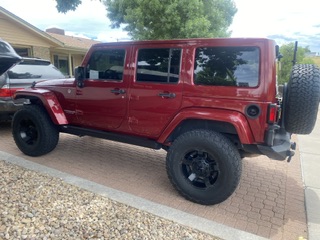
[12,105,59,156]
[284,64,320,134]
[166,129,241,205]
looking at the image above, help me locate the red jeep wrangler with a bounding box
[12,38,320,205]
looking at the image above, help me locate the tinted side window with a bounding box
[87,49,125,80]
[194,47,260,87]
[137,48,181,83]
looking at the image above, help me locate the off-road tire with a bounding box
[284,64,320,134]
[166,129,242,205]
[12,105,59,156]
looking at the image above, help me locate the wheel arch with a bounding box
[167,119,241,146]
[14,89,68,125]
[158,108,254,146]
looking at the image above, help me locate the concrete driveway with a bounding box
[0,122,308,239]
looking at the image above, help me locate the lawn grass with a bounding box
[310,56,320,67]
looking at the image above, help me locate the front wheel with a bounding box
[12,105,59,156]
[166,130,242,205]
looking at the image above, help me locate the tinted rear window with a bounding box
[8,63,65,79]
[194,47,260,87]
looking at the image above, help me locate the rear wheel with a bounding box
[166,129,242,205]
[284,64,320,134]
[12,105,59,156]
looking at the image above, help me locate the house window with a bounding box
[54,55,70,76]
[14,47,31,57]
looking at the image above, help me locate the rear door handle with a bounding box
[111,88,126,94]
[158,92,176,99]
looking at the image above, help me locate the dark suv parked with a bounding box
[0,57,65,120]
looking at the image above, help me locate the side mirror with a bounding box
[75,66,85,88]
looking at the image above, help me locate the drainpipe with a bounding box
[68,53,72,77]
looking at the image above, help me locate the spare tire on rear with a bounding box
[284,64,320,134]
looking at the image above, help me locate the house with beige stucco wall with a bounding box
[0,6,99,76]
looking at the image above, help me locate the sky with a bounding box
[1,0,319,52]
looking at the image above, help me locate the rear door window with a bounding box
[194,47,260,87]
[136,48,181,83]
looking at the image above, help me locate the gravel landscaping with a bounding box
[0,160,221,240]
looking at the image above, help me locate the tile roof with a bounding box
[47,32,100,50]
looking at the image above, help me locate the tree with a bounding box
[55,0,237,40]
[55,0,82,13]
[105,0,237,40]
[278,43,315,84]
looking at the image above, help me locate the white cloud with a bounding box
[1,0,123,40]
[1,0,108,26]
[95,30,130,42]
[230,0,320,52]
[1,0,319,51]
[65,32,91,40]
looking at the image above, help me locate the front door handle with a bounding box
[76,89,83,95]
[158,92,176,99]
[111,88,126,94]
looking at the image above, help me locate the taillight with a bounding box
[267,104,278,124]
[0,85,16,98]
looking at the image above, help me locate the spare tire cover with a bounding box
[284,64,320,134]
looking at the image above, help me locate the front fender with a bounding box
[14,88,68,125]
[158,108,254,145]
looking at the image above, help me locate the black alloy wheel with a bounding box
[17,118,39,146]
[181,150,219,189]
[166,129,242,205]
[12,105,59,156]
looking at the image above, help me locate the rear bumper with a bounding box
[0,98,24,120]
[257,131,293,160]
[244,125,294,161]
